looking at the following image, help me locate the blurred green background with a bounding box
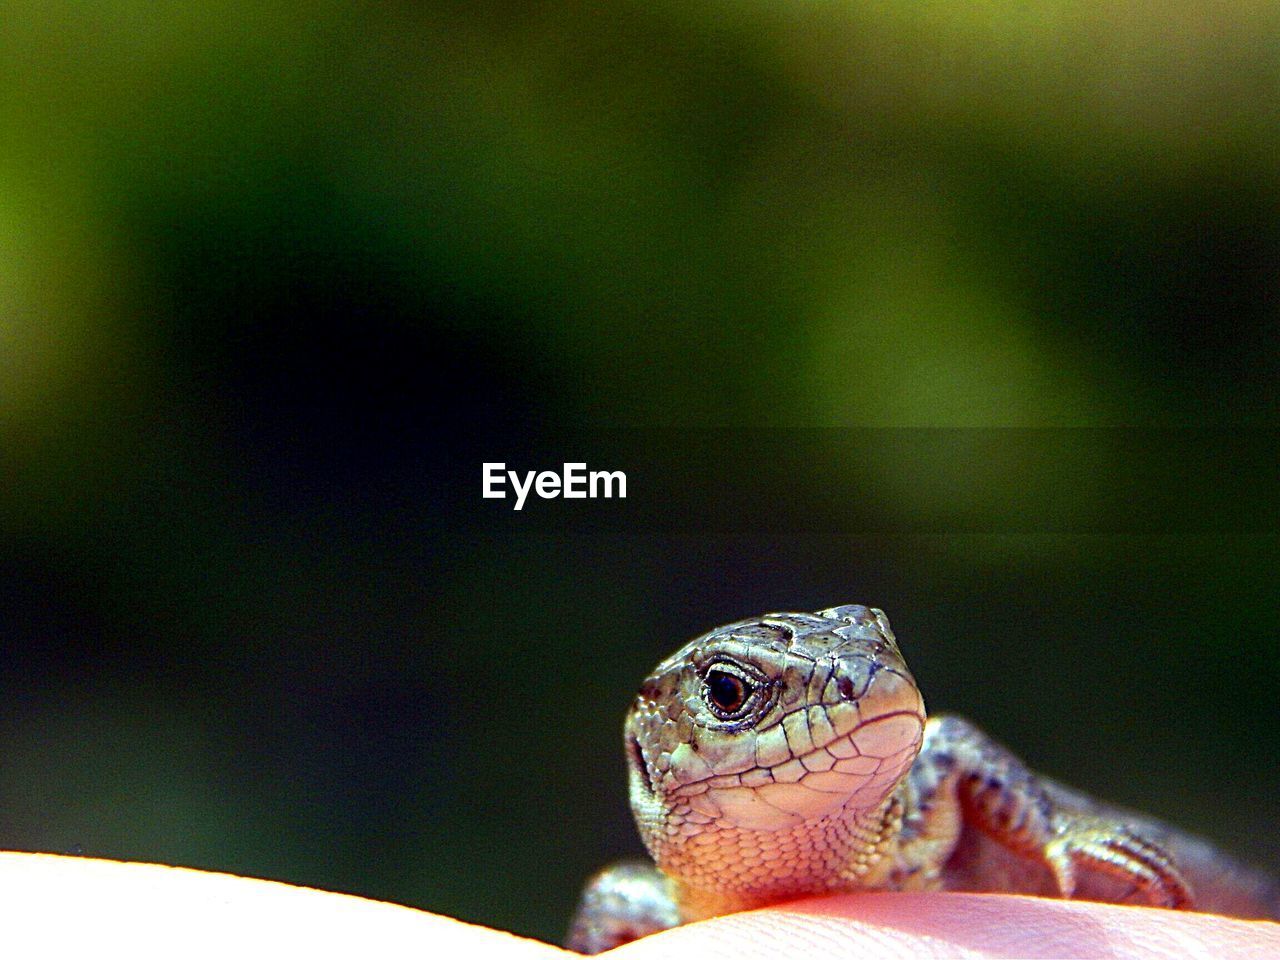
[1,0,1277,944]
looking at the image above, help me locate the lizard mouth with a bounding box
[628,733,656,796]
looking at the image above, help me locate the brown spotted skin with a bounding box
[566,605,1280,954]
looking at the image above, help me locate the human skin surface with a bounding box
[0,853,1275,959]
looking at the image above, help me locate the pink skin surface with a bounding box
[0,853,1275,959]
[609,893,1280,960]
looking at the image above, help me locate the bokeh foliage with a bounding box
[1,1,1277,942]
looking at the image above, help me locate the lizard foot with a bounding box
[566,860,680,954]
[1044,816,1194,910]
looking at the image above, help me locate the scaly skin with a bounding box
[567,605,1279,954]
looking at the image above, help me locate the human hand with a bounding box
[604,890,1280,959]
[1,853,1275,959]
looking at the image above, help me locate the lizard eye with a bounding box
[703,665,756,719]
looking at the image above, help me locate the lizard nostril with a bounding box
[837,675,857,701]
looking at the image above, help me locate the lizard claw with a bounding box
[1044,818,1194,910]
[1043,836,1080,899]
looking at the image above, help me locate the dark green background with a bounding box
[1,2,1277,944]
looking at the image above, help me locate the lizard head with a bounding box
[624,605,926,899]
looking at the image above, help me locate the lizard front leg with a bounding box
[566,861,680,954]
[897,715,1193,909]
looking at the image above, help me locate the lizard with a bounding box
[566,604,1279,953]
